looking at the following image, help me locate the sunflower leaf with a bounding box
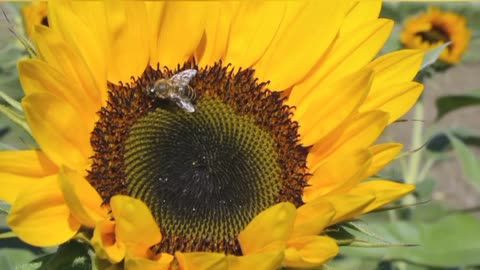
[435,89,480,120]
[0,91,23,112]
[23,240,93,270]
[420,42,451,70]
[369,200,430,213]
[446,132,480,192]
[0,231,16,239]
[343,221,390,243]
[0,104,31,134]
[344,239,417,248]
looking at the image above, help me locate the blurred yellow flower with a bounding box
[1,1,424,269]
[21,1,48,38]
[401,6,471,64]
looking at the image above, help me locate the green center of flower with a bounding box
[125,98,281,253]
[87,62,309,255]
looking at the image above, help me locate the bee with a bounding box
[148,69,197,113]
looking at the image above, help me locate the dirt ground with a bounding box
[386,62,480,209]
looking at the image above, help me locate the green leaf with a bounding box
[17,241,93,270]
[0,91,23,112]
[420,42,451,70]
[435,91,480,119]
[447,133,480,192]
[0,104,30,134]
[342,213,480,267]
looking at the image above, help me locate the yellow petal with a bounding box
[294,68,373,146]
[254,1,348,90]
[304,149,372,201]
[22,92,92,169]
[151,2,207,68]
[103,1,149,82]
[349,180,415,213]
[196,2,238,66]
[227,249,284,270]
[288,19,392,105]
[48,0,106,99]
[7,175,80,246]
[59,166,107,227]
[340,0,381,35]
[91,219,125,263]
[321,194,375,224]
[18,59,99,127]
[223,1,287,68]
[175,252,227,270]
[284,235,338,268]
[32,25,102,106]
[0,150,57,177]
[238,202,296,255]
[360,81,424,124]
[110,195,162,258]
[292,200,335,238]
[0,174,43,204]
[365,143,403,177]
[366,49,423,90]
[124,253,174,270]
[307,110,389,171]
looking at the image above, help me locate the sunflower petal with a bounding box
[292,200,335,238]
[103,0,149,82]
[360,81,424,124]
[59,166,107,227]
[226,249,284,270]
[196,2,238,66]
[110,195,162,258]
[340,0,381,34]
[366,143,403,177]
[91,219,125,263]
[175,252,227,270]
[22,92,92,169]
[366,49,423,89]
[308,110,389,170]
[18,59,99,126]
[284,235,338,268]
[223,1,287,68]
[288,19,392,105]
[321,194,375,224]
[0,174,42,204]
[294,68,373,146]
[31,25,102,106]
[255,1,347,90]
[304,149,372,201]
[7,175,79,246]
[0,150,57,177]
[349,180,415,213]
[238,202,296,255]
[48,0,106,99]
[124,253,174,270]
[151,2,207,68]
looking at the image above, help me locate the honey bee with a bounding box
[148,69,197,113]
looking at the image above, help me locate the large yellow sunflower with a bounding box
[1,1,424,269]
[400,6,470,64]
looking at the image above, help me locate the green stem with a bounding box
[405,101,425,186]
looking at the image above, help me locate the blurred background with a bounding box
[0,2,479,270]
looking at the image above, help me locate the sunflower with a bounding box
[1,1,424,269]
[21,1,49,38]
[400,6,470,64]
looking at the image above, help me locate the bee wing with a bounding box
[175,99,195,113]
[170,69,197,87]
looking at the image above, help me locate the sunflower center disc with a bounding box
[125,98,280,253]
[87,63,309,255]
